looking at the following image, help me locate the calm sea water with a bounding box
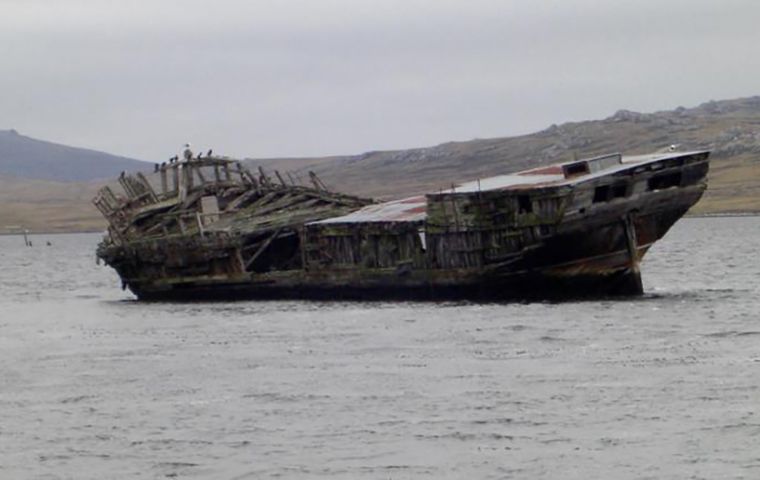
[1,217,758,479]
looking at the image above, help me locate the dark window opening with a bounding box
[594,183,628,203]
[517,195,533,213]
[492,212,508,224]
[611,184,628,198]
[593,185,610,203]
[563,161,590,178]
[648,172,682,191]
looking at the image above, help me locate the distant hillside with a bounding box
[0,175,103,232]
[247,96,760,214]
[0,129,149,182]
[4,95,760,233]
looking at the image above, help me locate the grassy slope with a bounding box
[3,96,760,233]
[0,177,104,233]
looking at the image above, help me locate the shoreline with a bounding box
[0,229,103,237]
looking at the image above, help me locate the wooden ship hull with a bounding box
[94,150,710,301]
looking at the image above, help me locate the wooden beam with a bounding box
[244,228,282,269]
[136,172,159,202]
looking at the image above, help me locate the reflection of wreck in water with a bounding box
[94,150,710,301]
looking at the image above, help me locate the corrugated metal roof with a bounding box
[311,195,427,224]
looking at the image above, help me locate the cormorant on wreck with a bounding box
[207,149,213,157]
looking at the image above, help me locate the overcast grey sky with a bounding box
[2,0,759,161]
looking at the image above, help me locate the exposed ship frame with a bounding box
[94,150,710,301]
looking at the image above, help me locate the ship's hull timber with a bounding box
[96,150,710,301]
[122,205,682,301]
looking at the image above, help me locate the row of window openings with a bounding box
[462,170,682,215]
[461,196,535,214]
[592,172,683,204]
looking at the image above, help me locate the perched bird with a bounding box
[197,152,203,160]
[154,163,159,172]
[183,143,193,162]
[207,149,213,157]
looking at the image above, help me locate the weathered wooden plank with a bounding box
[244,228,283,269]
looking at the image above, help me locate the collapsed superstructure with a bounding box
[95,150,710,300]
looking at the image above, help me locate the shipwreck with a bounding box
[94,150,710,300]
